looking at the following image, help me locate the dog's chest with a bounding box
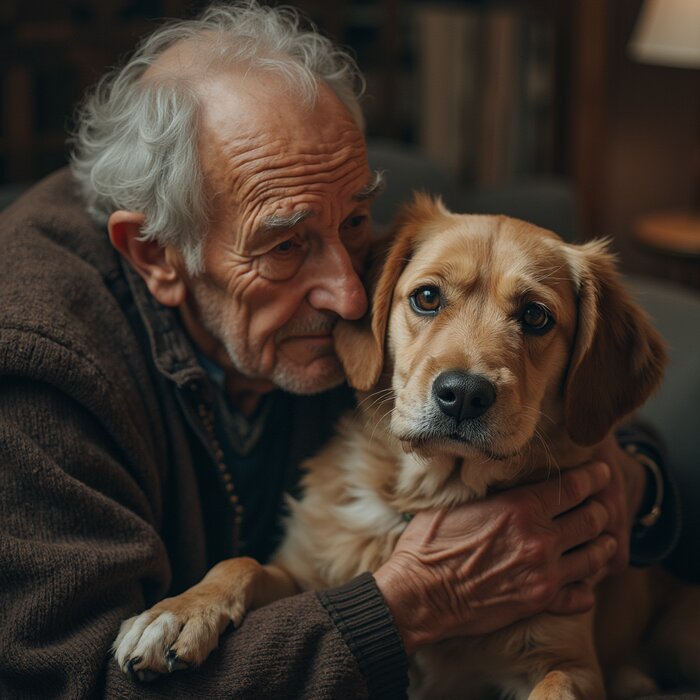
[279,414,596,697]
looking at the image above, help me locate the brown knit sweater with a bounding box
[0,170,408,699]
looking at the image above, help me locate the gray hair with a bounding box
[70,1,365,274]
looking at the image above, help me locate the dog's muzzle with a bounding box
[432,371,496,422]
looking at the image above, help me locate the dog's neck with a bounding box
[354,386,598,515]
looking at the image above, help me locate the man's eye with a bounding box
[274,239,295,254]
[258,238,306,281]
[519,302,555,335]
[409,286,442,315]
[344,215,367,229]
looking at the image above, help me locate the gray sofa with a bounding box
[367,139,700,585]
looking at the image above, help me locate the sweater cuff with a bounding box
[317,572,409,699]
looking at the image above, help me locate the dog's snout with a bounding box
[432,371,496,421]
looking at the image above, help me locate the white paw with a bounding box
[113,600,231,681]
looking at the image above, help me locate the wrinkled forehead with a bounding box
[195,72,370,233]
[403,215,575,303]
[204,75,365,166]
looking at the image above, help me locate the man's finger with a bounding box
[547,581,596,616]
[559,534,617,586]
[538,461,611,518]
[548,561,614,615]
[555,499,610,553]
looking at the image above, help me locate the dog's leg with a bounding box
[528,664,605,700]
[113,557,299,681]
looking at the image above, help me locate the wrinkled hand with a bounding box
[591,435,647,574]
[374,461,617,654]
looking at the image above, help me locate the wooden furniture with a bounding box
[633,212,700,289]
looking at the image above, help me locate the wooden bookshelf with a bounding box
[1,0,575,187]
[0,1,196,184]
[414,4,560,186]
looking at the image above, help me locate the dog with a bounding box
[114,195,700,698]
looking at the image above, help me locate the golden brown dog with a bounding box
[114,195,700,698]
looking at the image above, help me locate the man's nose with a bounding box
[307,245,368,320]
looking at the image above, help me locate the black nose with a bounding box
[432,371,496,421]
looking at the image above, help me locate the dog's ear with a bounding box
[563,240,667,445]
[334,193,447,391]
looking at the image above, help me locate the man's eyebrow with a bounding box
[353,169,385,201]
[250,170,384,246]
[260,209,314,231]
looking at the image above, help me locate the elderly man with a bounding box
[0,2,677,698]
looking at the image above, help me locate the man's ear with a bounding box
[108,210,187,307]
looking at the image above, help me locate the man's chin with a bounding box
[271,356,346,395]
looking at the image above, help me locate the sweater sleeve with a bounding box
[616,420,682,567]
[318,573,409,699]
[0,379,378,699]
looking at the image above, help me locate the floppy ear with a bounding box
[334,193,448,391]
[563,240,667,445]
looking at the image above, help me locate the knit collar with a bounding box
[120,258,205,388]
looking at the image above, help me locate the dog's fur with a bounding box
[115,196,700,698]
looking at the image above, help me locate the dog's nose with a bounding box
[432,371,496,421]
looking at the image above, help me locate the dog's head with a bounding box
[335,194,666,472]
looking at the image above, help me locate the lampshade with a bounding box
[629,0,700,69]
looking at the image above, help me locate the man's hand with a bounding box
[591,435,647,574]
[374,461,617,654]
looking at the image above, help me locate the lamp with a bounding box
[630,0,700,69]
[629,0,700,257]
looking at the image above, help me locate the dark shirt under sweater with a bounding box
[198,350,298,562]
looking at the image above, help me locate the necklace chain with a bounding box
[198,402,244,555]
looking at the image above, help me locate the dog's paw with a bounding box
[528,668,605,700]
[113,594,246,680]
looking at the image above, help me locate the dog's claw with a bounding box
[126,657,141,682]
[166,649,189,672]
[126,656,160,682]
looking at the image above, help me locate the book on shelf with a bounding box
[415,4,555,186]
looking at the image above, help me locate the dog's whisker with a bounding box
[366,393,396,414]
[533,427,557,476]
[530,429,563,504]
[518,404,556,427]
[357,387,395,410]
[368,406,398,446]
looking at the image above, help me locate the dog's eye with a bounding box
[520,302,554,334]
[410,286,442,315]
